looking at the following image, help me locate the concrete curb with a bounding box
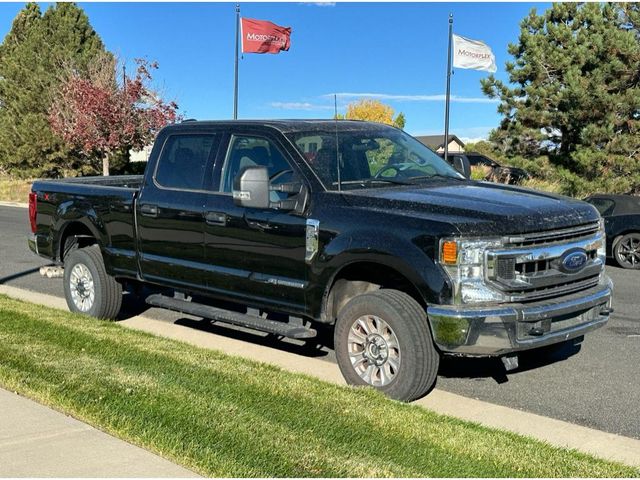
[1,284,639,469]
[0,201,28,209]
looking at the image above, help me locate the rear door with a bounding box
[136,130,221,290]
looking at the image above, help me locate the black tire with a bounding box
[613,233,640,269]
[334,289,439,402]
[63,245,122,319]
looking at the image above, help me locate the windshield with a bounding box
[286,125,464,190]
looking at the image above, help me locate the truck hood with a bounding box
[341,180,600,236]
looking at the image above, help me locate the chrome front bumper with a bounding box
[426,278,612,356]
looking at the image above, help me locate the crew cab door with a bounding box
[136,131,221,289]
[203,130,308,312]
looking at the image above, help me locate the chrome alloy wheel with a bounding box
[69,263,95,312]
[348,315,401,387]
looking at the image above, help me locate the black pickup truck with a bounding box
[28,120,613,401]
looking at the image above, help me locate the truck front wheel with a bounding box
[334,289,439,402]
[63,245,122,320]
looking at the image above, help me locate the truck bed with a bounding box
[30,175,142,271]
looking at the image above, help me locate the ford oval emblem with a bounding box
[560,249,588,273]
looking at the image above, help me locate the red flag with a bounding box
[241,18,291,54]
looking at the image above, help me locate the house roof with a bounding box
[415,134,466,149]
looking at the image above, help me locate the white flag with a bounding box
[452,34,497,73]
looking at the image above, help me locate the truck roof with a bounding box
[166,119,394,134]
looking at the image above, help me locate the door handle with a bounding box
[246,219,275,232]
[140,204,158,217]
[205,211,227,226]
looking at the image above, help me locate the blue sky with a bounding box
[0,2,550,140]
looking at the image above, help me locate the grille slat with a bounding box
[503,222,600,248]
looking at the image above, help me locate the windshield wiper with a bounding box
[338,178,415,187]
[408,174,465,182]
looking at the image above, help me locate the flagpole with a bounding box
[233,3,240,120]
[443,13,453,164]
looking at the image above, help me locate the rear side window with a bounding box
[587,198,615,216]
[155,134,218,190]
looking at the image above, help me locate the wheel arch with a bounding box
[320,259,430,324]
[52,198,108,263]
[57,220,101,263]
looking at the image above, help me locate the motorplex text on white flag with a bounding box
[452,34,497,73]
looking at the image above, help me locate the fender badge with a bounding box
[305,219,320,263]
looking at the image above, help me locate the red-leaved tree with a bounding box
[50,54,179,175]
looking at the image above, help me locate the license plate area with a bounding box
[516,304,603,340]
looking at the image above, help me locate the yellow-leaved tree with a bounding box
[340,99,406,129]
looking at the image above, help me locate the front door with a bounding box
[203,132,307,312]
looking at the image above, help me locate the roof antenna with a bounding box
[334,94,342,192]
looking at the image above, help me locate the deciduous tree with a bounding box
[342,99,406,129]
[49,54,179,175]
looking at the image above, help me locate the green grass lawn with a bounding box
[0,176,33,203]
[0,294,636,477]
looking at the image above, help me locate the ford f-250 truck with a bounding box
[28,120,613,401]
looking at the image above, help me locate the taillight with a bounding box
[28,192,37,234]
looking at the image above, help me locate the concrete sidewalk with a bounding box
[2,284,640,471]
[0,388,197,477]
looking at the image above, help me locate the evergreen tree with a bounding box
[482,3,640,195]
[0,3,107,178]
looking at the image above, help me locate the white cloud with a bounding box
[459,136,489,144]
[269,101,334,111]
[299,2,336,6]
[324,92,498,104]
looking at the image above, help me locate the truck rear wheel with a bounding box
[334,289,439,402]
[63,245,122,320]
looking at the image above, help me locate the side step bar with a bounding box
[145,294,317,339]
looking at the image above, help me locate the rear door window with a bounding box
[155,134,219,191]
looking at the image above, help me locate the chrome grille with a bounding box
[487,224,605,303]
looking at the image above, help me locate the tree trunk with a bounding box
[102,153,110,176]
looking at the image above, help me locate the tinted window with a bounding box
[155,134,217,190]
[221,135,293,194]
[587,198,615,216]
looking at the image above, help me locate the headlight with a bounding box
[439,237,506,304]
